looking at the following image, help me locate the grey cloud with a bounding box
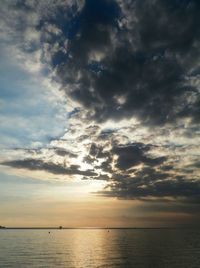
[98,159,113,174]
[102,170,200,201]
[85,140,168,176]
[1,159,97,177]
[54,148,77,157]
[191,161,200,169]
[83,174,110,181]
[37,0,200,125]
[2,0,200,125]
[2,0,200,204]
[112,143,166,170]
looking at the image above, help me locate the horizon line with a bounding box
[1,227,200,230]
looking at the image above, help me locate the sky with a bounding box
[0,0,200,228]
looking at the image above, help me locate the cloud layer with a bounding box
[39,0,200,125]
[1,0,200,204]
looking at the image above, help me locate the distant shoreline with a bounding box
[1,227,200,230]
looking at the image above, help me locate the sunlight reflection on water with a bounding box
[0,229,200,268]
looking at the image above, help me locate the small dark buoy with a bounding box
[48,231,51,234]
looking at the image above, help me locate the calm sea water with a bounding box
[0,229,200,268]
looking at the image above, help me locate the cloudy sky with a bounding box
[1,0,200,227]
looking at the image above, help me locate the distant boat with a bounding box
[59,226,63,230]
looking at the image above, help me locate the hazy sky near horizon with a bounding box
[1,0,200,227]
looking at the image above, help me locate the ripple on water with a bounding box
[0,229,200,268]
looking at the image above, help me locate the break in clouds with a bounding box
[1,0,200,202]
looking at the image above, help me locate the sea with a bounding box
[0,229,200,268]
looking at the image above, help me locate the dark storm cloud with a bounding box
[191,161,200,169]
[98,159,113,173]
[86,141,166,172]
[3,0,200,125]
[112,143,166,170]
[38,0,200,125]
[134,0,200,53]
[102,169,200,201]
[1,159,97,177]
[2,0,200,204]
[84,140,200,200]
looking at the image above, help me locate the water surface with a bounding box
[0,229,200,268]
